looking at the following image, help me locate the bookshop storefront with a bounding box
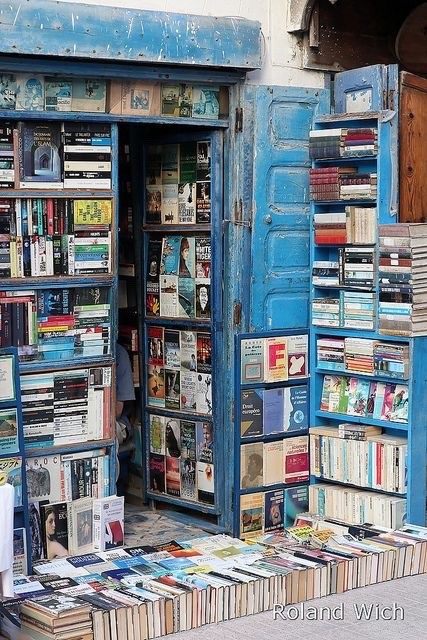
[0,0,267,555]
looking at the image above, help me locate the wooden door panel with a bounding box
[399,72,427,222]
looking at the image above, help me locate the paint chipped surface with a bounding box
[0,0,261,69]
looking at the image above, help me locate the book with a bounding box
[44,77,73,111]
[240,492,263,539]
[264,489,285,533]
[109,79,161,115]
[67,497,94,556]
[0,407,19,455]
[283,485,309,527]
[0,73,17,109]
[240,337,264,384]
[240,442,263,489]
[39,502,69,560]
[240,389,263,438]
[283,436,309,483]
[15,73,45,111]
[17,121,62,188]
[71,78,107,112]
[26,454,62,503]
[92,495,125,551]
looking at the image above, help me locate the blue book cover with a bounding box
[100,567,139,581]
[283,485,309,527]
[283,385,308,432]
[264,489,285,533]
[67,553,104,568]
[161,235,181,275]
[263,388,285,435]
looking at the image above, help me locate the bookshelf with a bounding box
[0,111,118,570]
[309,111,427,528]
[0,347,31,575]
[137,131,225,528]
[233,330,310,538]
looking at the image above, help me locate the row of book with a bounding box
[0,288,111,361]
[309,127,378,159]
[27,448,111,506]
[240,436,309,489]
[309,483,406,528]
[21,366,112,449]
[313,206,376,245]
[378,223,427,336]
[3,524,427,639]
[240,384,308,438]
[240,485,309,538]
[310,425,407,494]
[313,246,375,288]
[147,328,212,414]
[0,73,224,119]
[148,414,214,505]
[309,167,377,202]
[240,333,308,385]
[320,373,409,423]
[312,291,376,330]
[316,335,410,379]
[145,141,212,225]
[146,235,211,319]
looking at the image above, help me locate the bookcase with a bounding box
[140,131,224,526]
[0,111,118,570]
[0,347,30,575]
[309,111,427,528]
[233,330,310,538]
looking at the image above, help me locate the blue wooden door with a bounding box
[334,64,399,113]
[248,85,329,332]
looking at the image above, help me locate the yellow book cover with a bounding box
[73,200,112,226]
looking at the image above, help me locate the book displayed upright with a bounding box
[16,121,62,188]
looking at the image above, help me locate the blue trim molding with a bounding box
[0,0,261,70]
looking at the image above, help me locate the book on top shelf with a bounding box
[15,74,45,111]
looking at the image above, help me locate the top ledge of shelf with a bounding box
[314,110,395,124]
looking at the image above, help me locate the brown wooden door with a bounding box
[399,72,427,222]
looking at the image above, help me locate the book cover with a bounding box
[146,238,162,315]
[240,337,265,384]
[196,372,212,415]
[147,364,165,408]
[26,454,62,503]
[92,495,125,551]
[0,73,17,109]
[13,527,28,575]
[192,86,220,119]
[196,181,211,223]
[178,277,195,319]
[264,489,285,533]
[240,492,263,539]
[164,368,181,410]
[0,456,22,507]
[165,455,181,497]
[0,407,19,455]
[149,452,165,493]
[380,382,396,421]
[180,456,196,501]
[15,73,45,111]
[240,442,263,489]
[0,353,15,401]
[40,501,69,559]
[71,78,107,112]
[240,388,263,438]
[283,435,309,484]
[283,385,309,432]
[109,79,161,116]
[390,384,409,422]
[161,235,181,275]
[67,497,94,556]
[195,282,211,319]
[196,460,214,504]
[44,77,72,111]
[287,333,309,378]
[18,121,62,187]
[264,336,288,382]
[196,421,214,464]
[178,182,196,224]
[263,440,284,486]
[283,484,309,527]
[146,184,162,224]
[149,414,165,455]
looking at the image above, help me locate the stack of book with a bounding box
[378,223,427,336]
[339,246,375,288]
[340,291,376,330]
[339,172,377,200]
[19,593,92,640]
[313,206,376,245]
[316,335,345,369]
[62,123,112,189]
[312,295,341,327]
[373,341,409,378]
[343,336,375,375]
[309,166,357,201]
[309,127,377,160]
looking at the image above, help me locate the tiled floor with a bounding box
[124,502,209,546]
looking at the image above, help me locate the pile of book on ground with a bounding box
[1,520,427,639]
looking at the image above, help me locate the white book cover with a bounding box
[67,496,94,556]
[92,495,125,551]
[71,78,107,112]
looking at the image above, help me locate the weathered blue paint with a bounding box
[0,0,261,70]
[334,64,399,113]
[248,85,329,332]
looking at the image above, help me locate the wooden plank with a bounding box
[0,0,261,70]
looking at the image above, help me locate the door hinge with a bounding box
[233,302,241,327]
[235,107,243,133]
[234,198,243,223]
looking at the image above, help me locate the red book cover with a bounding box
[283,435,309,483]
